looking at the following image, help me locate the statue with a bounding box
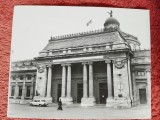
[108,10,113,17]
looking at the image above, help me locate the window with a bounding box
[12,76,16,80]
[18,86,22,96]
[26,86,31,97]
[11,86,15,96]
[20,76,24,80]
[137,71,145,76]
[27,75,32,80]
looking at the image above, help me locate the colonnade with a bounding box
[44,60,114,106]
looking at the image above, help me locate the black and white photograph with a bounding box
[7,6,151,119]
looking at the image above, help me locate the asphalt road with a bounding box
[7,103,151,119]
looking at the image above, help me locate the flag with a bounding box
[86,19,92,26]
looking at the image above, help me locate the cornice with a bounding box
[36,48,132,60]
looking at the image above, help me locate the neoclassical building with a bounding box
[9,14,151,108]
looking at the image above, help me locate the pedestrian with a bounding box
[57,99,63,110]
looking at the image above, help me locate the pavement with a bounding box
[7,103,151,119]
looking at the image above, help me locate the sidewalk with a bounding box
[8,103,151,119]
[48,103,107,108]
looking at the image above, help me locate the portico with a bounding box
[34,50,133,108]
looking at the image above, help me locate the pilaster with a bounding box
[34,65,48,100]
[112,58,132,108]
[30,75,34,99]
[132,71,138,106]
[146,69,151,106]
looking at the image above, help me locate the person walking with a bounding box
[57,99,63,110]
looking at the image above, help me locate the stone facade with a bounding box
[9,15,151,108]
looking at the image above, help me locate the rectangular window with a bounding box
[18,86,22,96]
[27,75,32,80]
[20,76,24,80]
[11,86,15,96]
[26,86,31,97]
[137,71,145,76]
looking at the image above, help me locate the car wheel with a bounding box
[30,103,32,106]
[39,104,42,107]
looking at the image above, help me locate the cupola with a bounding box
[104,10,120,30]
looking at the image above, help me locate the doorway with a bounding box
[99,83,108,104]
[139,88,147,104]
[77,83,83,103]
[57,84,61,102]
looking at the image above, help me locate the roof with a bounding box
[119,31,140,44]
[42,30,126,52]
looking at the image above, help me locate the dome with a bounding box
[104,17,120,30]
[104,17,120,26]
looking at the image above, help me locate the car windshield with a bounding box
[41,100,45,102]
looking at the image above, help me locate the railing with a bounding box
[39,42,131,57]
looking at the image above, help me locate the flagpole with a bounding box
[86,19,92,31]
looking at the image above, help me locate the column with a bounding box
[21,75,26,100]
[61,64,66,98]
[88,62,96,106]
[83,62,88,98]
[106,60,114,107]
[89,62,94,98]
[146,70,151,105]
[106,60,112,98]
[132,72,137,105]
[46,65,52,98]
[66,64,72,98]
[81,62,89,106]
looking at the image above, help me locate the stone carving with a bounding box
[113,59,127,69]
[37,65,45,73]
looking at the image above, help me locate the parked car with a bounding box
[29,99,48,107]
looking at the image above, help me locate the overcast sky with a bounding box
[11,6,150,61]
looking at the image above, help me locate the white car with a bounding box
[29,100,48,107]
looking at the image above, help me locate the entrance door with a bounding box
[77,83,83,103]
[99,83,108,104]
[139,89,147,104]
[57,84,61,102]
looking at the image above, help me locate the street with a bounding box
[8,103,151,119]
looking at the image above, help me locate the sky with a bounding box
[11,6,150,61]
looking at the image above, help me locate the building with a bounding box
[9,13,151,108]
